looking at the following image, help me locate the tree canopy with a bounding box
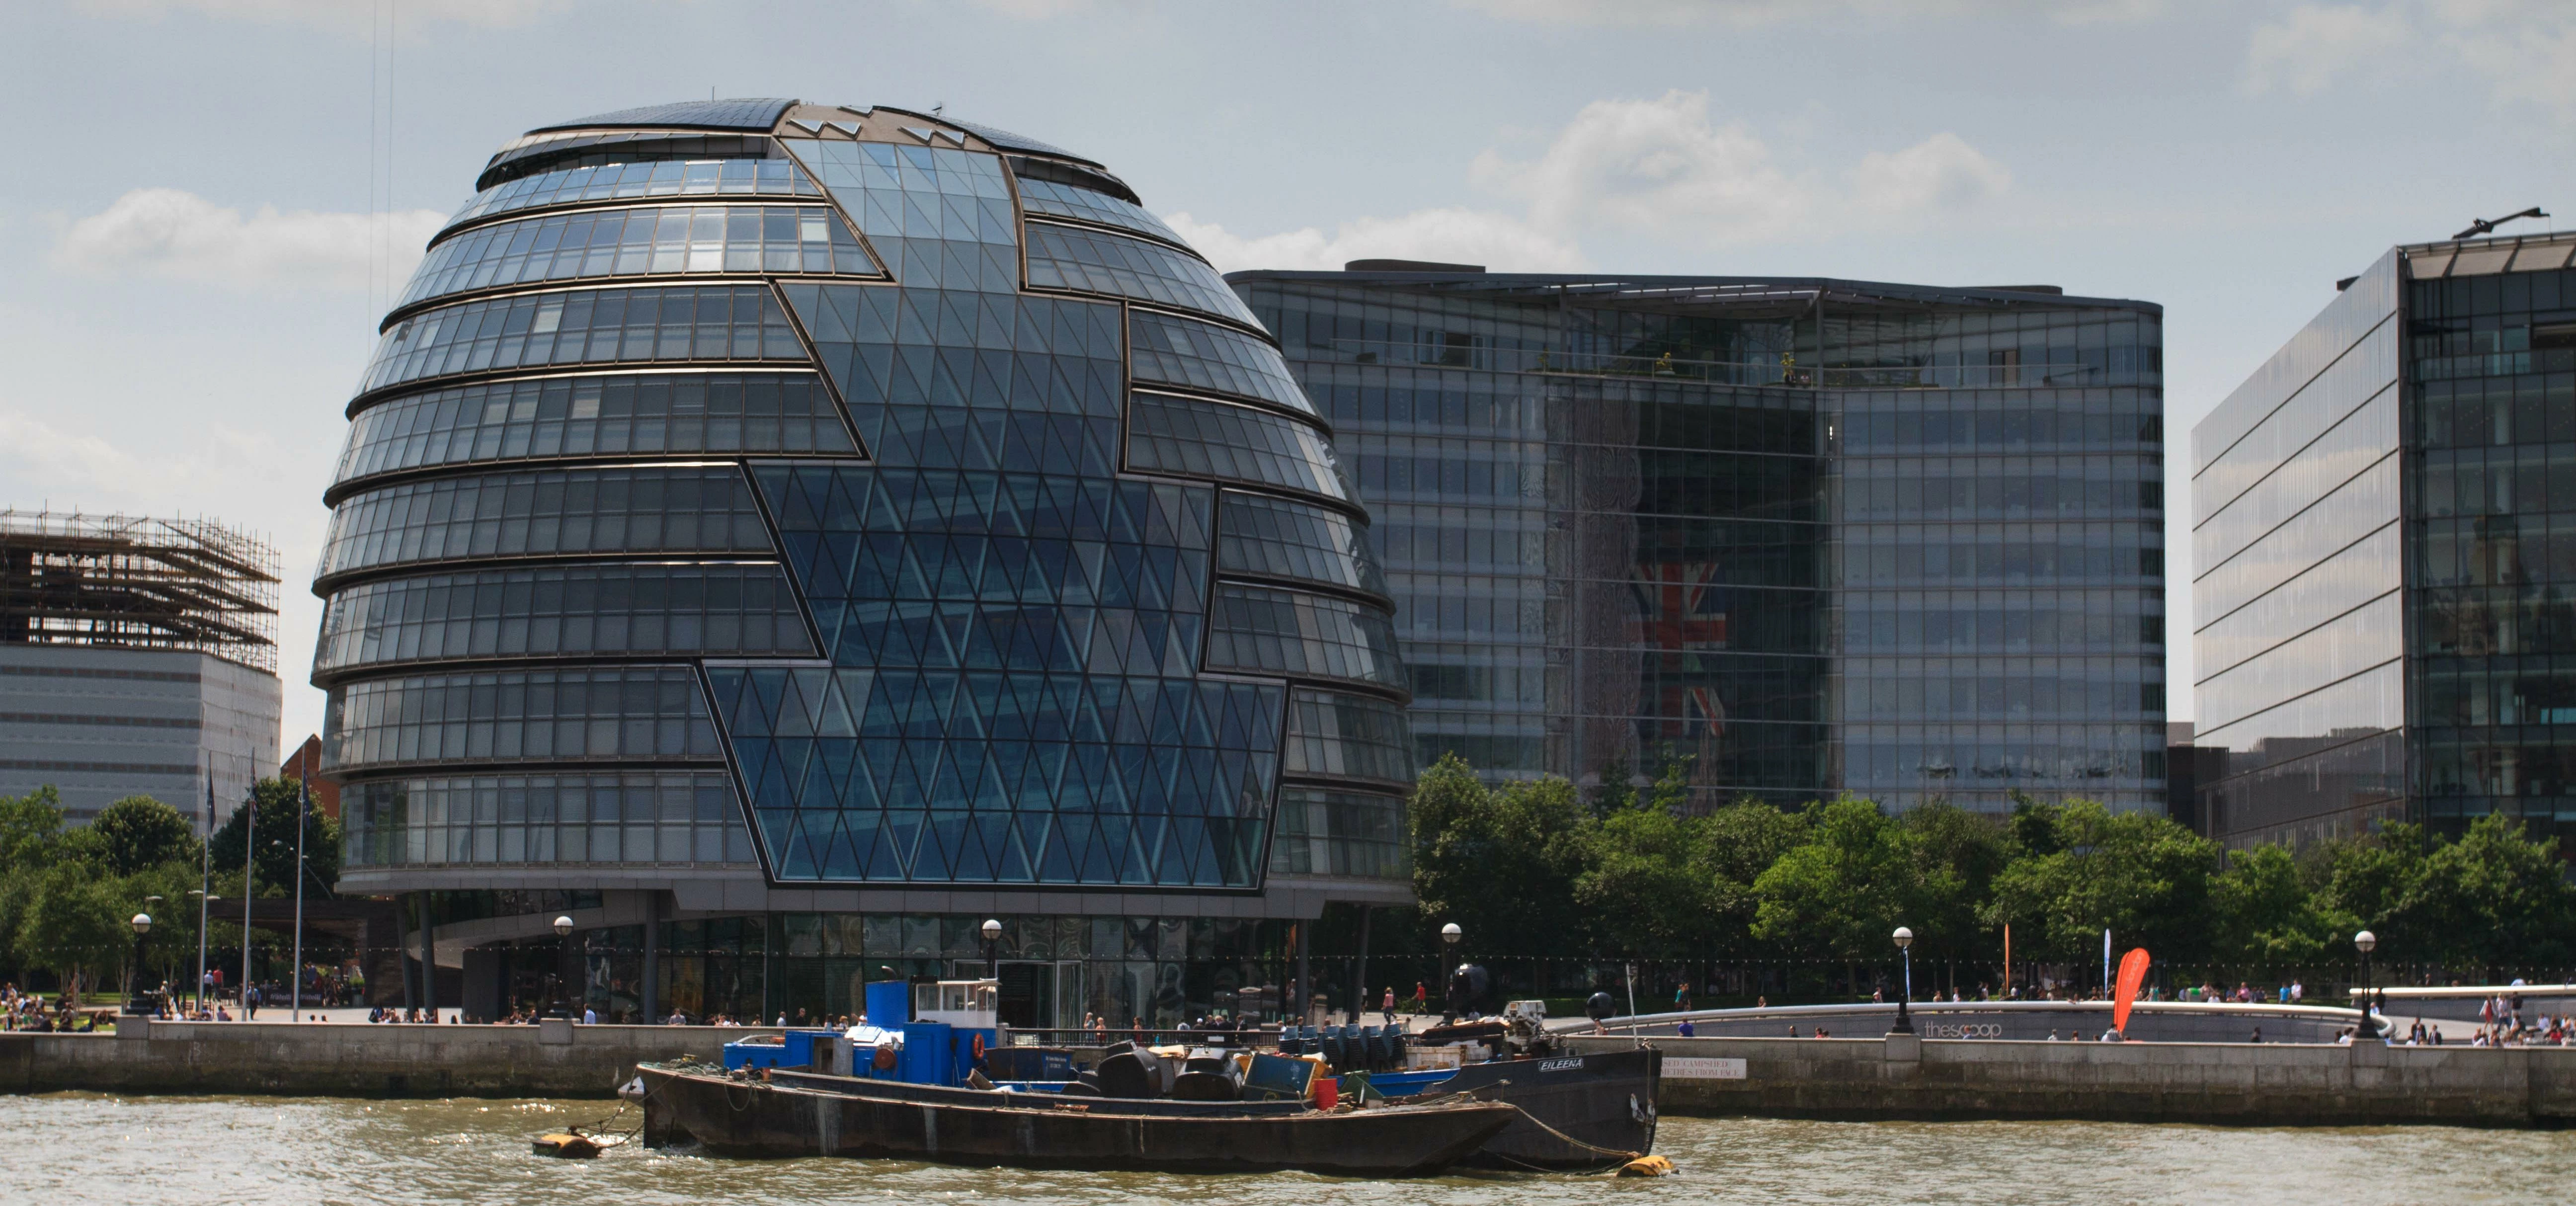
[1402,757,2576,976]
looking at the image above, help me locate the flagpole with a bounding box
[291,748,309,1022]
[241,753,256,1018]
[197,774,213,1015]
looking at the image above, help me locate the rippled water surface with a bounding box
[9,1094,2575,1205]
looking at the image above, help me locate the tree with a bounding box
[1752,797,1953,962]
[0,785,66,878]
[1982,800,2217,966]
[1900,802,2009,958]
[208,777,341,898]
[90,795,199,876]
[1689,798,1813,956]
[2405,813,2575,970]
[2209,843,2345,965]
[1410,755,1589,957]
[15,862,130,999]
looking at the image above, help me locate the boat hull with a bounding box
[1406,1045,1662,1170]
[637,1065,1516,1177]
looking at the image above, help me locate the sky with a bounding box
[2,0,2573,751]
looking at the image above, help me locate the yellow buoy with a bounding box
[1614,1154,1678,1177]
[532,1132,603,1158]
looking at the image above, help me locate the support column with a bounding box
[1294,918,1311,1027]
[640,890,662,1025]
[416,892,439,1021]
[1353,906,1372,1024]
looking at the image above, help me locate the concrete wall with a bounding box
[0,1021,773,1099]
[1574,1032,2576,1126]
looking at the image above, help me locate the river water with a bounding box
[7,1093,2572,1205]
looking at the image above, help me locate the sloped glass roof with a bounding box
[531,98,796,134]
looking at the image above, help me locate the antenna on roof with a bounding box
[2454,207,2548,240]
[933,103,945,116]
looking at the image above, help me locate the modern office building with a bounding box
[0,510,282,824]
[317,99,1410,1024]
[1229,265,2169,814]
[2193,227,2576,848]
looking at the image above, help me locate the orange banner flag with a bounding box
[2112,948,2152,1034]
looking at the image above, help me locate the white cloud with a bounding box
[1849,131,2013,214]
[53,188,444,290]
[1159,90,2010,272]
[1472,90,2008,241]
[2246,4,2412,95]
[2439,0,2576,118]
[76,0,568,29]
[1448,0,2162,25]
[1163,207,1585,274]
[0,410,149,494]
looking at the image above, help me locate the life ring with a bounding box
[874,1041,898,1070]
[969,1033,986,1061]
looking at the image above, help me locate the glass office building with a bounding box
[1231,267,2169,814]
[2193,229,2576,848]
[316,99,1409,1024]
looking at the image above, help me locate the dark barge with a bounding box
[1400,1044,1662,1170]
[636,1063,1520,1177]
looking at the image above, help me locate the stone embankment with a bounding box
[0,1018,753,1098]
[1567,1032,2576,1126]
[12,1017,2576,1125]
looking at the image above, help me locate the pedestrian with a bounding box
[1380,986,1396,1026]
[245,984,260,1021]
[1674,981,1692,1013]
[1412,981,1427,1014]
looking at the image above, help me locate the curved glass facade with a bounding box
[321,100,1411,910]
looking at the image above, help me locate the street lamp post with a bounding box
[552,916,574,1018]
[1891,926,1916,1035]
[981,918,1003,979]
[1441,922,1463,1023]
[2355,929,2378,1041]
[129,913,154,1012]
[188,889,209,1013]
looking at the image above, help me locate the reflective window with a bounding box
[1024,222,1261,327]
[778,282,1123,470]
[1205,584,1407,692]
[2195,592,2402,734]
[780,138,1020,293]
[1129,311,1315,416]
[1216,491,1388,598]
[341,771,752,869]
[446,158,824,229]
[711,664,1284,885]
[1267,785,1409,881]
[753,464,1212,677]
[323,665,721,772]
[1127,393,1350,502]
[404,205,874,309]
[319,465,771,580]
[1283,688,1415,785]
[315,563,813,674]
[358,285,806,397]
[334,372,855,487]
[1011,176,1184,245]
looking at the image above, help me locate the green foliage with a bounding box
[207,777,340,898]
[1410,754,1588,957]
[1982,800,2217,963]
[2210,844,2345,965]
[0,785,67,878]
[1406,757,2576,971]
[1753,798,1958,960]
[91,795,200,876]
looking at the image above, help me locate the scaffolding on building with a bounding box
[0,510,280,671]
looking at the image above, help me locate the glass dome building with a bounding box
[318,99,1412,1024]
